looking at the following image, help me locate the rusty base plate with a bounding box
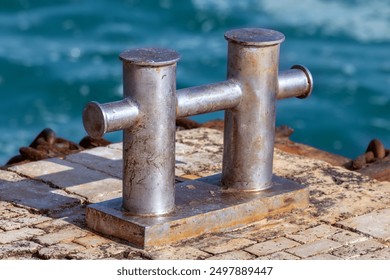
[86,174,308,249]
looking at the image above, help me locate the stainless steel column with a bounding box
[120,48,179,215]
[222,28,285,191]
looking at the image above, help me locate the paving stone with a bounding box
[9,158,122,203]
[0,178,82,212]
[308,188,387,223]
[0,213,51,231]
[286,239,342,258]
[206,250,255,260]
[273,150,328,179]
[226,216,308,242]
[2,255,42,260]
[287,224,341,243]
[150,246,211,260]
[330,230,367,245]
[73,235,111,248]
[0,241,42,259]
[68,247,109,260]
[0,201,13,210]
[0,209,21,220]
[1,128,389,260]
[306,253,341,260]
[69,242,130,259]
[0,170,25,186]
[200,238,256,254]
[33,227,88,246]
[375,181,390,196]
[34,218,74,233]
[50,205,86,227]
[98,243,134,258]
[245,237,300,257]
[337,209,390,241]
[107,142,122,150]
[331,239,385,259]
[66,147,122,178]
[8,207,30,215]
[38,242,86,259]
[256,251,300,260]
[0,228,45,244]
[353,247,390,260]
[175,128,223,177]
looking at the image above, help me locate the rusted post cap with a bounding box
[225,28,285,46]
[119,48,180,66]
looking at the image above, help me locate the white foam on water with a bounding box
[258,0,390,42]
[192,0,390,42]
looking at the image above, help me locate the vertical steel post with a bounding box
[120,48,180,215]
[222,28,285,191]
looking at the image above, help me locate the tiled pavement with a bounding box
[0,128,389,260]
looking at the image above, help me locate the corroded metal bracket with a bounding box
[82,28,313,248]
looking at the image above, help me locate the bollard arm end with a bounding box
[83,101,107,139]
[291,65,313,99]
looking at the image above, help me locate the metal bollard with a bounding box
[83,28,313,217]
[223,28,288,191]
[84,48,180,215]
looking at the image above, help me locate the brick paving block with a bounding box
[8,158,122,203]
[353,247,390,260]
[0,201,12,210]
[96,243,130,257]
[245,237,300,257]
[175,129,223,177]
[33,227,88,246]
[0,213,51,231]
[50,205,86,227]
[256,251,300,260]
[70,242,130,260]
[73,235,111,248]
[287,224,341,243]
[306,253,341,260]
[0,209,21,220]
[67,247,106,260]
[308,188,387,223]
[286,239,342,258]
[8,157,75,178]
[200,238,256,255]
[0,178,82,212]
[38,242,86,259]
[185,235,226,248]
[66,147,122,178]
[206,250,255,260]
[150,246,211,260]
[34,218,73,233]
[9,207,30,215]
[0,228,45,244]
[176,128,223,147]
[0,241,42,259]
[330,230,367,245]
[0,170,25,187]
[337,209,390,241]
[107,143,122,150]
[331,239,385,259]
[375,181,390,195]
[226,217,308,242]
[273,151,328,179]
[67,177,122,203]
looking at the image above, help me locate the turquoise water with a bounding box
[0,0,389,164]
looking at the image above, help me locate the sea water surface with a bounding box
[0,0,389,164]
